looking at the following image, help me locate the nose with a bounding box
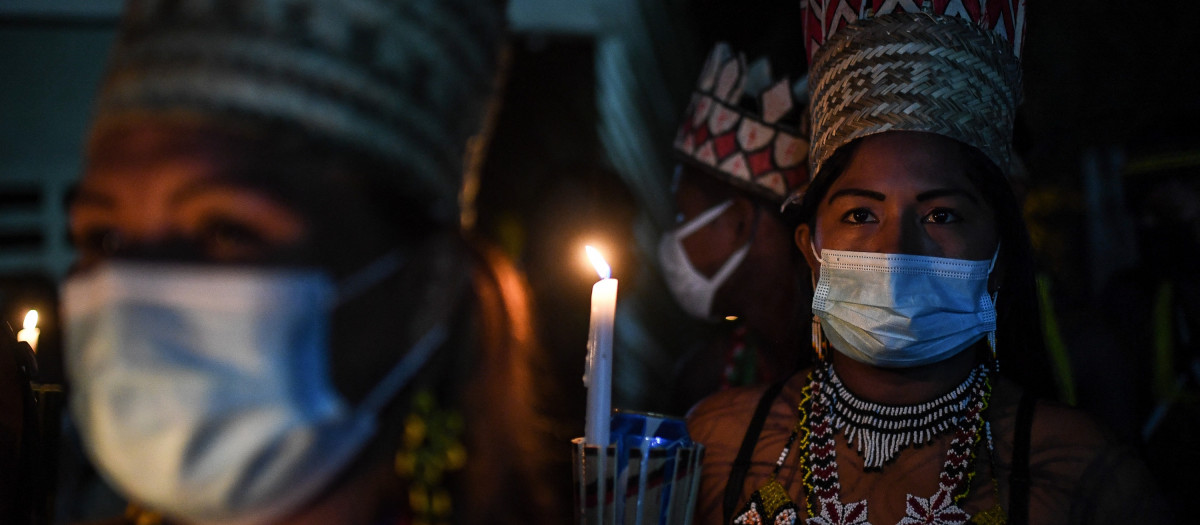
[874,214,926,256]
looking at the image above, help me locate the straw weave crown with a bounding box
[93,0,506,222]
[801,0,1026,181]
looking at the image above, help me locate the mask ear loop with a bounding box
[674,199,736,239]
[808,238,828,362]
[335,250,406,305]
[987,244,1001,372]
[988,290,1000,372]
[808,238,826,266]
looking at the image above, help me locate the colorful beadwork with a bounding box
[733,363,993,525]
[821,365,984,468]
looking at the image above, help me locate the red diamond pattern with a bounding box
[748,148,774,176]
[714,131,739,160]
[802,0,1025,63]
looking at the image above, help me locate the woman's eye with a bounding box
[71,226,120,257]
[923,209,961,224]
[841,208,877,224]
[199,218,271,260]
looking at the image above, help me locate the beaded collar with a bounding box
[732,363,999,525]
[824,364,985,468]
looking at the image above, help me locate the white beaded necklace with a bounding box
[819,364,984,468]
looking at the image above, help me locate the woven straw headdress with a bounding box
[802,0,1026,180]
[91,0,506,222]
[674,43,810,203]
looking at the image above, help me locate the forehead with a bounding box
[83,119,323,203]
[829,132,977,197]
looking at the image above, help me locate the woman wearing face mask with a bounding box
[60,1,564,524]
[686,3,1173,525]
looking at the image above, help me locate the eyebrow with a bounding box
[169,177,258,208]
[827,188,885,204]
[826,187,981,205]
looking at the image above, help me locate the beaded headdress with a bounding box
[802,0,1026,180]
[673,43,810,203]
[90,0,506,222]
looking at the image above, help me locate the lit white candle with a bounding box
[584,246,617,446]
[16,309,39,353]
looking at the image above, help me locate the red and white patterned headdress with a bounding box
[802,0,1026,180]
[673,43,810,203]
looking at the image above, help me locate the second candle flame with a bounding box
[585,245,611,280]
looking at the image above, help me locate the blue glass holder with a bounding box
[572,410,704,525]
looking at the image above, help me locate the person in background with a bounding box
[660,42,813,411]
[1093,156,1200,519]
[62,0,563,523]
[687,2,1173,524]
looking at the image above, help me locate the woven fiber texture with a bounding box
[92,0,506,220]
[808,11,1020,179]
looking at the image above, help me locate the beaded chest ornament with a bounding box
[732,363,998,525]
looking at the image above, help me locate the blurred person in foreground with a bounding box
[62,0,562,523]
[687,2,1173,524]
[661,42,813,410]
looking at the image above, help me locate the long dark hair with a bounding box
[784,136,1057,399]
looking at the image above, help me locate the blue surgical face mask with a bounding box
[657,200,751,320]
[811,246,998,368]
[63,254,444,525]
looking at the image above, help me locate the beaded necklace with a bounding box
[731,363,994,525]
[823,364,984,468]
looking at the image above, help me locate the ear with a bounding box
[795,223,819,282]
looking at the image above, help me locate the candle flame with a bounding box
[585,245,611,280]
[22,310,37,330]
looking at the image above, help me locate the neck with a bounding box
[828,344,981,405]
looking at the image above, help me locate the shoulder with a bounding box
[1032,400,1174,523]
[1030,397,1110,453]
[991,377,1112,473]
[685,371,811,525]
[686,384,771,446]
[991,378,1174,524]
[687,369,811,453]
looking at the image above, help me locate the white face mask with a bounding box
[811,247,998,367]
[657,200,751,320]
[63,255,445,525]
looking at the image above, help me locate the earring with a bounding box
[812,316,826,362]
